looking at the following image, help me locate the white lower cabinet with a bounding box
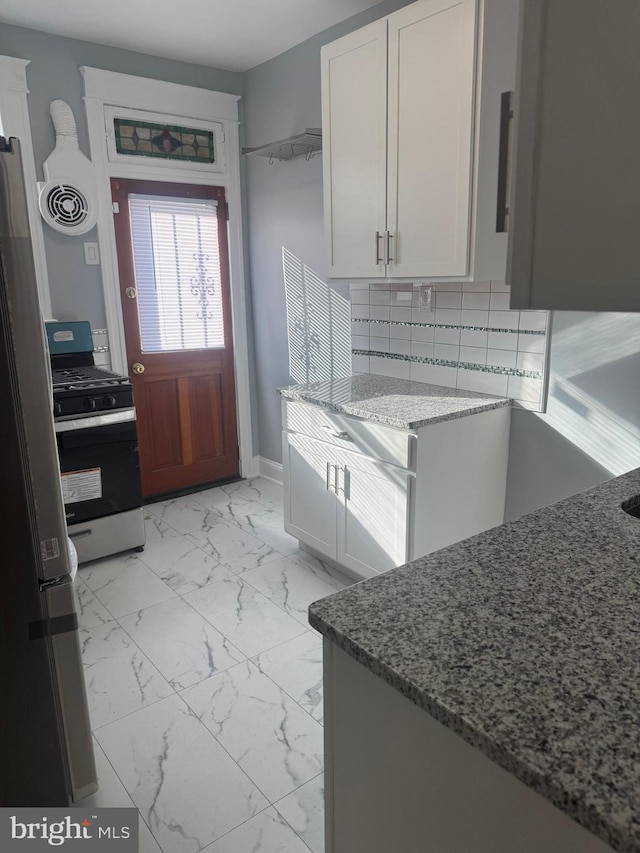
[283,400,511,580]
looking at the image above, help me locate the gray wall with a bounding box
[0,23,242,325]
[505,311,640,519]
[242,0,413,464]
[242,4,640,513]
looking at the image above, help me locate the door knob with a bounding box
[132,362,145,374]
[125,287,137,299]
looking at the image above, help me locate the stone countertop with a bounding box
[278,373,511,430]
[309,468,640,852]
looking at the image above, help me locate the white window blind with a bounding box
[128,194,225,353]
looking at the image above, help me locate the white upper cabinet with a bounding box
[508,0,640,311]
[322,0,519,281]
[321,20,388,279]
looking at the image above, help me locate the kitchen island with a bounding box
[310,468,640,852]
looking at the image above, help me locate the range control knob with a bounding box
[53,401,62,417]
[83,397,97,411]
[103,395,117,409]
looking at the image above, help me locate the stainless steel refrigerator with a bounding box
[0,137,97,805]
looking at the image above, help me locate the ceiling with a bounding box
[0,0,385,72]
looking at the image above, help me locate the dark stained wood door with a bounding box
[111,178,239,497]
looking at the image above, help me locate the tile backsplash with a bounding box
[351,281,549,411]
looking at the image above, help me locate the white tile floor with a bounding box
[75,477,352,853]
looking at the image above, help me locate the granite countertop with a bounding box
[309,468,640,852]
[278,373,511,430]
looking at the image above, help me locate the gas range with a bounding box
[51,364,133,418]
[47,322,133,418]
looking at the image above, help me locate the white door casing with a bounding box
[81,67,255,477]
[0,55,52,317]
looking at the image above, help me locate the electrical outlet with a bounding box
[419,284,434,312]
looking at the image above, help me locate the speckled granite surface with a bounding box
[310,468,640,852]
[278,374,510,429]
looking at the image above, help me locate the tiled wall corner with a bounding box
[350,281,549,411]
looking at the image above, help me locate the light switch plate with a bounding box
[83,242,100,265]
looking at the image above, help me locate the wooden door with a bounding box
[386,0,477,278]
[321,19,388,278]
[111,179,239,497]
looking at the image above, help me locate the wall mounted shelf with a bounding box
[242,128,322,163]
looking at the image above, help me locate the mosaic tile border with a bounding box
[352,318,545,335]
[352,348,543,380]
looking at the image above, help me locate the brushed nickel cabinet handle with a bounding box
[496,90,514,233]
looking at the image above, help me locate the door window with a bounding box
[128,195,225,353]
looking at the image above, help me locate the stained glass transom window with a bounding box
[114,118,215,163]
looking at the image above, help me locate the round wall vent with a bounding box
[38,180,97,235]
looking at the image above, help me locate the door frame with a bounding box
[81,67,256,478]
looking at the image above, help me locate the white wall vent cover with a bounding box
[38,100,98,235]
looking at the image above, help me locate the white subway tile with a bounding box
[430,280,462,291]
[517,351,545,374]
[459,346,487,366]
[390,307,412,323]
[489,292,512,311]
[460,329,488,348]
[371,356,411,379]
[489,310,521,330]
[411,341,435,359]
[370,306,390,321]
[457,369,509,397]
[390,290,414,307]
[389,338,411,356]
[462,292,490,310]
[351,321,369,336]
[351,335,370,350]
[351,289,369,305]
[517,333,546,354]
[350,281,369,291]
[461,309,489,327]
[370,336,389,352]
[410,363,456,386]
[369,282,390,291]
[434,343,460,362]
[514,398,542,412]
[435,308,462,326]
[487,348,517,369]
[412,308,436,323]
[488,331,518,351]
[462,280,491,292]
[519,311,548,332]
[490,279,510,292]
[392,324,411,340]
[411,325,435,342]
[435,291,462,309]
[435,327,460,345]
[352,355,370,373]
[508,375,543,405]
[350,304,370,320]
[389,282,413,291]
[370,289,391,305]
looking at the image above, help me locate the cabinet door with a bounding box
[508,0,640,311]
[283,432,337,560]
[336,457,411,578]
[321,20,388,279]
[386,0,477,278]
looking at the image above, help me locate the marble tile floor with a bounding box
[75,477,352,853]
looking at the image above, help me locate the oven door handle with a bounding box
[54,408,136,433]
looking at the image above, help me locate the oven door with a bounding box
[55,409,142,525]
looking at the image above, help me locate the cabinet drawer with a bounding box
[283,400,414,470]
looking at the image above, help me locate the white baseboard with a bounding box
[258,456,283,485]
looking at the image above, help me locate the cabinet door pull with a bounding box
[321,425,351,440]
[496,90,514,233]
[375,231,384,265]
[326,461,333,492]
[343,467,351,501]
[386,231,394,263]
[334,464,340,495]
